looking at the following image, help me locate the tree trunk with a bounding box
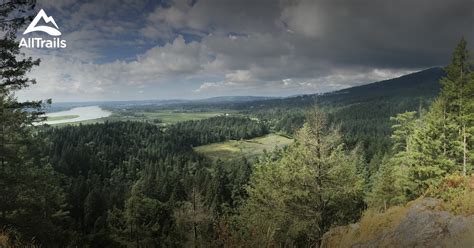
[1,103,4,167]
[443,104,447,155]
[463,124,467,176]
[193,188,198,248]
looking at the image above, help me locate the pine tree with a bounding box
[113,181,164,247]
[173,186,213,248]
[366,156,406,210]
[386,40,474,198]
[391,103,457,198]
[0,1,67,245]
[238,107,364,247]
[390,111,417,153]
[440,38,474,175]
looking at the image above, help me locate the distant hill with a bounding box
[194,95,278,103]
[222,67,445,110]
[322,67,445,105]
[49,96,278,112]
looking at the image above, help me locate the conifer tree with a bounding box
[392,101,457,198]
[440,38,474,175]
[173,186,213,248]
[366,156,406,210]
[390,111,417,153]
[388,40,474,199]
[238,107,364,246]
[0,2,67,245]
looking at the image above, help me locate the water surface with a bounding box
[39,106,111,125]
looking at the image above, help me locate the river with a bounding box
[38,106,112,125]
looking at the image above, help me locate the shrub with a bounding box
[426,174,474,215]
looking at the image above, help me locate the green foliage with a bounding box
[321,39,474,243]
[173,187,214,247]
[425,173,474,215]
[427,173,467,202]
[441,37,471,116]
[211,68,444,160]
[390,111,417,153]
[169,116,269,145]
[235,108,364,247]
[0,2,68,246]
[366,156,407,210]
[374,39,474,204]
[36,116,266,246]
[2,6,470,245]
[439,38,474,175]
[125,183,166,246]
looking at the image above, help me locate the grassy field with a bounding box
[194,134,294,161]
[47,115,79,121]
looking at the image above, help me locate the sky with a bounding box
[12,0,474,102]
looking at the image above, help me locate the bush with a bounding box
[426,174,474,215]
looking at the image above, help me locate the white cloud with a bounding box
[193,67,413,96]
[225,70,252,82]
[194,81,238,93]
[18,36,212,101]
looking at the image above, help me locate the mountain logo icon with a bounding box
[23,9,61,36]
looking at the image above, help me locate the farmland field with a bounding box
[108,110,227,124]
[194,134,294,161]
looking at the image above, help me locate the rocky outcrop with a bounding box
[321,198,474,248]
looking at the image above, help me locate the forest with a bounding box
[1,2,474,248]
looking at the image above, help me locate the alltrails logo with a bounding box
[19,9,67,49]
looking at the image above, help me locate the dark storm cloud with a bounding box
[143,0,474,80]
[281,0,474,69]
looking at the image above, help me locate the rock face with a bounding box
[321,198,474,248]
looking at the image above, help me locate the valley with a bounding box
[6,64,474,247]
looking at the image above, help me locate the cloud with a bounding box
[279,0,474,68]
[280,0,325,38]
[193,67,412,96]
[15,0,474,101]
[18,36,211,101]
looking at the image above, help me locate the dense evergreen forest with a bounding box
[1,2,473,247]
[40,118,263,246]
